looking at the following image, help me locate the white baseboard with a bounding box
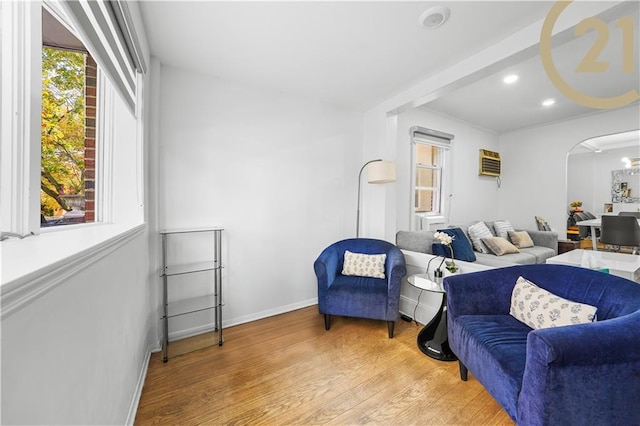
[223,297,319,329]
[164,297,319,342]
[125,345,153,426]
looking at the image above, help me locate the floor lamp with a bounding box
[356,159,397,237]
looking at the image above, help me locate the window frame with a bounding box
[1,0,42,237]
[410,126,454,230]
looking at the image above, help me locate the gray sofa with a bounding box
[396,221,558,267]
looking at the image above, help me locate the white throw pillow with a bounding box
[493,220,515,239]
[510,276,597,329]
[342,250,386,279]
[467,222,493,253]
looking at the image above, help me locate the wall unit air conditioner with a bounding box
[479,149,501,177]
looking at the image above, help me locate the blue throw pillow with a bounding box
[432,227,477,262]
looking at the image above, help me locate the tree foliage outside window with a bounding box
[41,47,85,217]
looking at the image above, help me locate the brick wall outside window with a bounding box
[84,54,96,222]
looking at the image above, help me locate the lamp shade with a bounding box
[367,160,396,183]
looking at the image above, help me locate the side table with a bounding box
[407,273,457,362]
[558,239,580,254]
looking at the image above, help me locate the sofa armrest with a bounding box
[396,230,435,254]
[517,311,640,425]
[522,229,558,252]
[313,245,339,288]
[386,247,407,295]
[526,312,640,366]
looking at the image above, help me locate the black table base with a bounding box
[417,297,457,362]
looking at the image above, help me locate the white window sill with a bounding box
[1,222,146,318]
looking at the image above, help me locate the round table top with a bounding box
[406,273,445,294]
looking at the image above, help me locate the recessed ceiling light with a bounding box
[419,6,451,29]
[542,98,555,107]
[503,74,518,84]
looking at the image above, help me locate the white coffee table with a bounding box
[546,249,640,282]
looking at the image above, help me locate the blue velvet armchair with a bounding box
[444,264,640,426]
[314,238,406,338]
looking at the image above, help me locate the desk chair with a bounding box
[600,215,640,254]
[619,212,640,218]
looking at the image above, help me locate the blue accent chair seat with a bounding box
[444,264,640,426]
[314,238,407,338]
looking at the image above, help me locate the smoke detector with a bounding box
[419,6,451,29]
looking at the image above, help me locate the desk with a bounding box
[407,273,457,361]
[546,249,640,282]
[575,217,640,251]
[575,219,603,251]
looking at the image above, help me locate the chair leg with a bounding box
[459,361,468,381]
[324,314,331,331]
[387,321,395,338]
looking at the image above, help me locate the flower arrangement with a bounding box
[433,231,459,273]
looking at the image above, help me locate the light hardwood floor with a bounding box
[135,306,513,425]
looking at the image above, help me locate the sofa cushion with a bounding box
[474,253,521,267]
[449,314,530,420]
[482,237,520,256]
[432,227,476,262]
[519,246,556,263]
[327,275,391,319]
[468,222,493,253]
[494,220,515,239]
[508,230,534,248]
[341,250,386,278]
[510,276,597,329]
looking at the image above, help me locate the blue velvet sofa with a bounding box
[314,238,406,338]
[444,264,640,426]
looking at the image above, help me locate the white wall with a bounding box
[1,232,152,425]
[154,65,363,333]
[498,105,640,236]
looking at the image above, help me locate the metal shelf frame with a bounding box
[160,227,223,362]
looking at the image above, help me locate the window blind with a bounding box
[410,126,454,148]
[61,0,145,114]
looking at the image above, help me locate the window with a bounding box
[41,8,97,227]
[411,126,453,228]
[1,0,145,240]
[415,143,442,214]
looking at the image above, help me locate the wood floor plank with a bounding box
[135,306,513,425]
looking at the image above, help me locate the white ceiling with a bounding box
[424,1,640,133]
[139,1,554,111]
[139,1,639,133]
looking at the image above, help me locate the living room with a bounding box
[1,1,639,424]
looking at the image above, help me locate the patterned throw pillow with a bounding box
[342,250,386,279]
[493,220,515,239]
[481,236,520,256]
[508,230,534,248]
[467,222,493,253]
[510,276,597,330]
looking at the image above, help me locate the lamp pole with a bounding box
[356,159,382,238]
